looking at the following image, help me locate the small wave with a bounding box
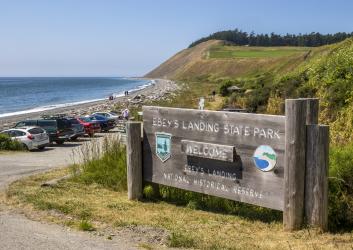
[0,98,104,118]
[112,80,152,97]
[0,79,154,118]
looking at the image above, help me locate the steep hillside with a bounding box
[145,40,314,80]
[146,38,353,145]
[270,38,353,144]
[145,40,221,79]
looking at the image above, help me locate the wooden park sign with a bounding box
[126,98,329,231]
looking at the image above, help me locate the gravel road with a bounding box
[0,132,136,250]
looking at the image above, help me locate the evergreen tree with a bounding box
[189,29,353,48]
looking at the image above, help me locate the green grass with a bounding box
[70,134,127,191]
[5,170,353,249]
[208,45,310,59]
[79,220,95,231]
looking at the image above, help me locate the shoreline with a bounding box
[0,79,179,130]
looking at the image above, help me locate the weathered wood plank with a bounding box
[305,125,329,231]
[301,98,319,125]
[143,106,285,210]
[126,122,143,200]
[284,99,307,231]
[181,139,236,162]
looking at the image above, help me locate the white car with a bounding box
[1,127,49,151]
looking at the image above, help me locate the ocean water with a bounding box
[0,77,151,117]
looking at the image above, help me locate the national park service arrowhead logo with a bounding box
[155,132,172,162]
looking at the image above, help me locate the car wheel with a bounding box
[38,146,45,150]
[71,136,78,141]
[22,143,29,151]
[56,140,64,145]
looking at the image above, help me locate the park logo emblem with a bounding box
[155,132,172,162]
[252,145,277,172]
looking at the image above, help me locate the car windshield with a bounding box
[109,112,118,116]
[16,120,36,127]
[28,128,44,134]
[80,117,92,122]
[92,115,105,120]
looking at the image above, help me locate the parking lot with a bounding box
[0,129,124,190]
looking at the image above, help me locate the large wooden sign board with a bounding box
[142,106,285,210]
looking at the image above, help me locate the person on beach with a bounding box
[122,108,129,120]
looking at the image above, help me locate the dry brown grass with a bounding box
[4,169,353,250]
[144,40,318,81]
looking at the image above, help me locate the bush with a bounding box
[71,135,127,191]
[219,80,233,96]
[143,185,155,199]
[79,220,95,231]
[0,134,24,151]
[328,143,353,231]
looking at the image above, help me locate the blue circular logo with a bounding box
[253,145,277,172]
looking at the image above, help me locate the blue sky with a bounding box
[0,0,352,77]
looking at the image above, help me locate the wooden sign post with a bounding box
[126,98,329,231]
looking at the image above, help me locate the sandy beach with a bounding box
[0,79,179,130]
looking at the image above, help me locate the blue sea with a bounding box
[0,77,151,118]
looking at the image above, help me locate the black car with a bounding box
[15,119,74,144]
[66,117,85,140]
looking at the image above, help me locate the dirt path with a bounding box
[0,132,137,250]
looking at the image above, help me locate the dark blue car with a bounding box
[89,114,116,132]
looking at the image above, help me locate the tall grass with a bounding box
[71,134,127,191]
[328,143,353,231]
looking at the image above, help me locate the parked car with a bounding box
[15,119,74,144]
[66,117,85,140]
[77,117,101,137]
[41,115,84,141]
[1,127,49,150]
[88,114,116,132]
[92,111,120,121]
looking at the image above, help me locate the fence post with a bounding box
[126,121,143,200]
[284,99,307,231]
[302,98,319,125]
[305,125,329,230]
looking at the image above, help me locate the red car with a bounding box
[77,117,101,137]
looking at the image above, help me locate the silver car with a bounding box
[1,127,49,150]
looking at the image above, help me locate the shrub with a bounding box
[266,94,284,115]
[328,143,353,231]
[219,80,233,96]
[79,220,95,231]
[0,133,24,151]
[143,185,155,199]
[71,134,127,191]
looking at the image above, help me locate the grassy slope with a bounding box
[146,39,353,142]
[145,40,315,80]
[208,45,310,59]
